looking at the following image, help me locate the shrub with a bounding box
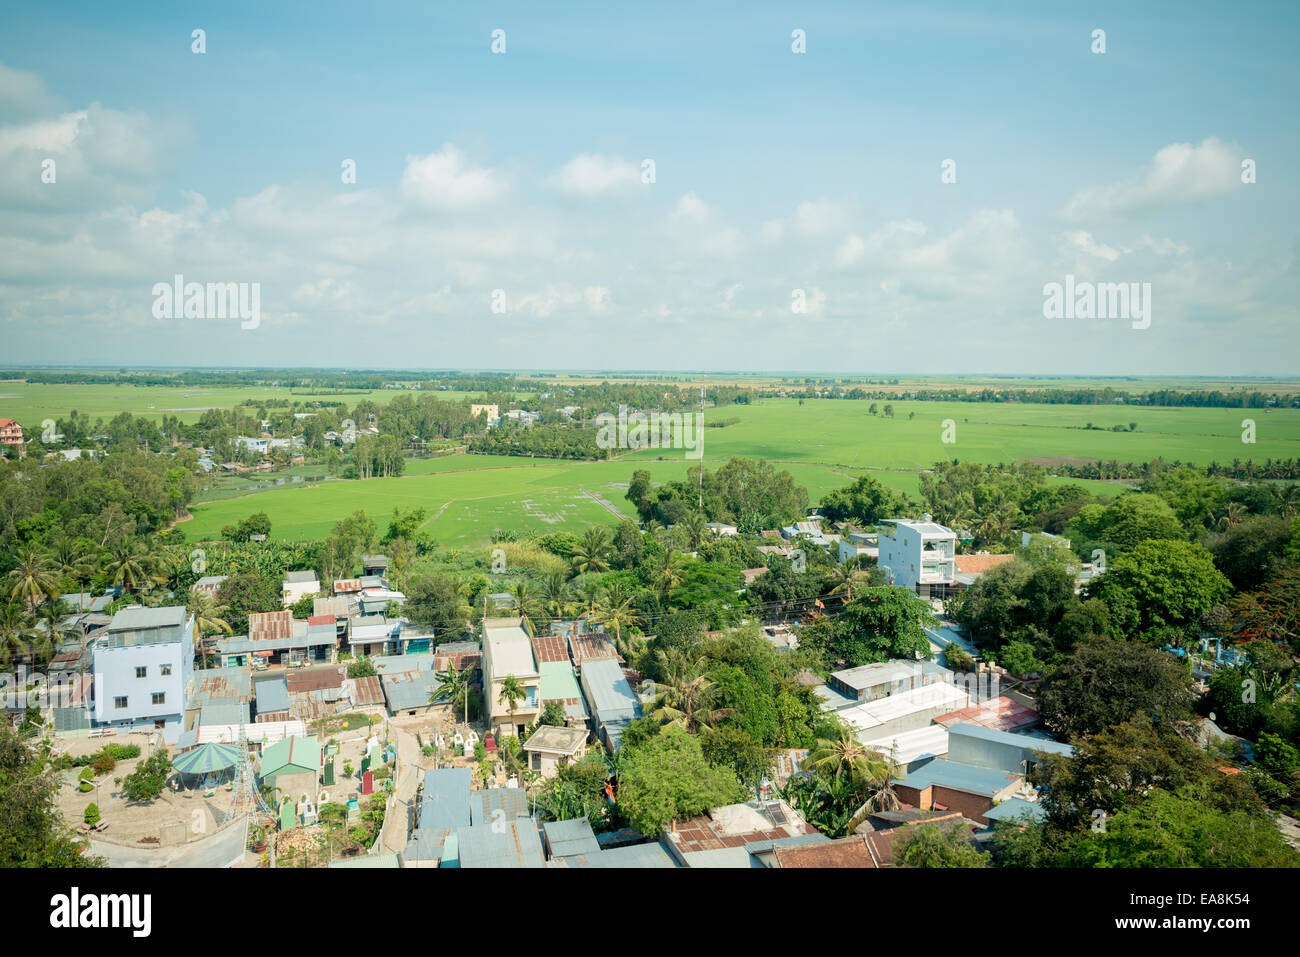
[83,803,100,826]
[91,753,117,776]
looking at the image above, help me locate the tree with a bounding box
[1072,783,1298,868]
[431,663,478,724]
[121,748,172,803]
[801,720,900,832]
[405,573,469,636]
[498,676,526,729]
[896,821,987,868]
[104,537,165,594]
[1087,540,1231,643]
[1037,638,1196,738]
[648,653,733,734]
[818,475,903,526]
[571,526,613,576]
[347,658,377,678]
[830,587,934,665]
[216,572,283,637]
[1031,716,1264,829]
[538,700,567,727]
[0,723,101,867]
[615,725,746,835]
[7,544,58,608]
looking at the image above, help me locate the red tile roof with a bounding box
[953,554,1016,575]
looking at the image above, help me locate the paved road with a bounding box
[380,725,422,855]
[91,818,248,868]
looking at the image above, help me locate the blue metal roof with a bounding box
[894,758,1021,796]
[420,768,472,832]
[254,677,290,714]
[983,797,1047,823]
[542,817,601,858]
[947,722,1074,756]
[455,820,545,868]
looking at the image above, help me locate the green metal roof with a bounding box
[259,735,322,779]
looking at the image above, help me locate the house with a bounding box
[664,801,821,868]
[890,758,1028,826]
[253,676,291,722]
[944,722,1073,776]
[578,657,641,752]
[470,404,499,424]
[381,668,442,717]
[0,419,24,454]
[282,570,320,607]
[401,767,474,867]
[541,817,679,868]
[705,522,738,537]
[838,538,878,565]
[771,835,877,868]
[454,819,545,868]
[349,615,397,657]
[362,554,388,577]
[824,659,954,706]
[482,618,541,738]
[214,610,334,668]
[235,436,268,454]
[190,575,229,598]
[539,660,588,724]
[258,735,322,809]
[951,553,1016,590]
[522,724,588,778]
[833,681,971,741]
[877,516,956,598]
[91,606,195,743]
[933,696,1041,733]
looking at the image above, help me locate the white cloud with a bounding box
[401,144,506,208]
[1063,137,1243,221]
[550,153,641,197]
[1065,230,1121,262]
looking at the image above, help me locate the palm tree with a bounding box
[431,662,478,725]
[104,537,166,594]
[509,581,544,637]
[803,722,900,832]
[541,570,572,623]
[651,550,688,596]
[681,512,708,552]
[32,599,75,666]
[1214,502,1248,531]
[593,584,645,664]
[498,675,527,733]
[571,526,613,576]
[828,557,865,602]
[7,545,59,609]
[648,650,733,733]
[1273,483,1300,519]
[186,591,233,650]
[0,600,38,667]
[574,576,604,618]
[50,539,97,605]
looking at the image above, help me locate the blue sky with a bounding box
[1,1,1296,373]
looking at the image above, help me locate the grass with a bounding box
[15,382,1297,546]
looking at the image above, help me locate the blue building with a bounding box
[91,606,194,743]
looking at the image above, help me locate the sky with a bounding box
[1,1,1296,374]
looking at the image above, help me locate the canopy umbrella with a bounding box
[172,742,242,776]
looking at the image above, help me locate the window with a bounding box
[135,666,147,678]
[160,664,172,676]
[152,692,166,705]
[114,696,128,709]
[154,719,166,730]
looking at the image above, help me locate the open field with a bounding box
[184,450,1126,545]
[13,381,1298,546]
[0,382,525,425]
[622,399,1300,472]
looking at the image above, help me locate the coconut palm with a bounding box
[802,721,900,832]
[593,584,645,664]
[431,662,478,725]
[541,570,572,622]
[650,550,688,596]
[648,650,733,733]
[50,538,97,605]
[0,600,38,667]
[104,537,166,594]
[498,675,528,732]
[509,581,545,637]
[186,590,233,642]
[1272,483,1300,519]
[571,526,613,576]
[828,556,866,602]
[7,545,59,609]
[574,576,605,618]
[680,512,708,552]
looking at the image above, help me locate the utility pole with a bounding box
[698,384,705,516]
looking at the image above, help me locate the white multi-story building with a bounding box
[482,618,541,738]
[877,517,956,598]
[91,606,195,743]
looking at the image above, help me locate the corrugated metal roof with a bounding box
[470,788,529,826]
[893,757,1020,796]
[248,610,293,642]
[581,658,640,719]
[542,817,601,858]
[420,769,472,832]
[254,677,291,714]
[455,820,545,868]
